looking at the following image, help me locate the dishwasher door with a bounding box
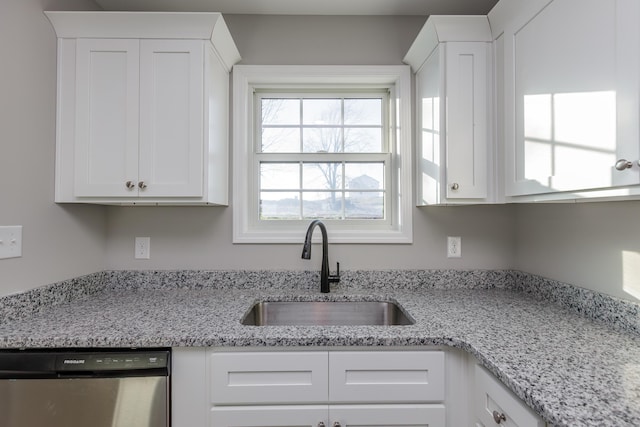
[0,349,170,427]
[0,375,168,427]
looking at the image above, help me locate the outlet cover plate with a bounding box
[447,236,461,258]
[135,237,150,259]
[0,226,23,259]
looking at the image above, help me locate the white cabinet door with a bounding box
[139,40,204,198]
[211,405,328,427]
[74,39,140,197]
[445,42,490,200]
[474,366,545,427]
[503,0,640,198]
[330,404,446,427]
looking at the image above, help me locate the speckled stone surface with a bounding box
[1,269,640,427]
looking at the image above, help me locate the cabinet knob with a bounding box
[615,159,633,171]
[317,423,325,427]
[125,181,135,190]
[492,410,507,424]
[451,183,460,191]
[138,181,148,190]
[333,423,341,427]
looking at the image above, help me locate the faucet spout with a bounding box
[301,220,340,293]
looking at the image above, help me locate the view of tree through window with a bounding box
[256,94,389,221]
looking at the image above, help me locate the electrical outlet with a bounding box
[0,226,23,260]
[135,237,150,259]
[447,236,461,258]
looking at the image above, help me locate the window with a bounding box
[233,66,412,243]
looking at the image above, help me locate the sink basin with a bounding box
[241,300,414,326]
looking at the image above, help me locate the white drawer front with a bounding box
[329,351,445,403]
[474,365,545,427]
[211,352,328,405]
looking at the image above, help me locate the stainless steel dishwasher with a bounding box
[0,348,170,427]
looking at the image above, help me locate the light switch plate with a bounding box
[0,226,23,259]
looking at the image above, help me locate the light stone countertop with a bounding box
[1,270,639,427]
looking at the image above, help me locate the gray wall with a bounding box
[514,201,640,302]
[104,15,517,273]
[0,0,106,296]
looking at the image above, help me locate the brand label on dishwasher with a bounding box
[55,352,168,371]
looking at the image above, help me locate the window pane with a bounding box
[303,163,343,190]
[260,163,300,190]
[303,128,343,153]
[303,192,343,219]
[344,98,382,125]
[303,99,341,125]
[262,99,300,125]
[345,163,383,190]
[260,192,301,220]
[344,127,383,152]
[262,128,300,152]
[346,191,384,219]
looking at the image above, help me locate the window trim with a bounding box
[232,65,413,244]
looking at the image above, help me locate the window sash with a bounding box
[254,91,392,224]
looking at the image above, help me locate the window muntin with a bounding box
[256,92,390,222]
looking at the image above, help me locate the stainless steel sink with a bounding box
[241,300,414,326]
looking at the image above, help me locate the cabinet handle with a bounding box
[138,181,147,190]
[492,410,507,424]
[125,181,135,190]
[451,183,460,191]
[615,159,633,171]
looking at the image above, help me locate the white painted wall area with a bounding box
[0,0,106,296]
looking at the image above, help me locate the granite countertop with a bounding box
[1,270,640,426]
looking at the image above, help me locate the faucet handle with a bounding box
[329,262,341,283]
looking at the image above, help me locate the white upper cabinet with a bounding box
[45,12,240,205]
[491,0,640,201]
[404,16,494,205]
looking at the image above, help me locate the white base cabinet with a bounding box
[210,350,446,427]
[473,364,545,427]
[172,347,546,427]
[45,12,240,205]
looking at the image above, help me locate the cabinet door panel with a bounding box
[504,0,638,196]
[139,40,204,197]
[445,42,489,199]
[329,351,445,403]
[211,405,328,427]
[74,39,140,197]
[210,352,328,405]
[330,404,445,427]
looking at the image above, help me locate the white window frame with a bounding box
[233,65,413,244]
